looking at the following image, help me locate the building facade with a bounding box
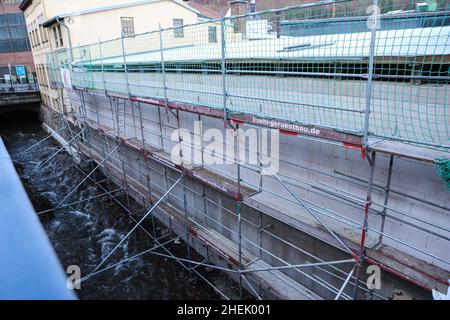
[20,0,221,110]
[0,0,34,85]
[192,0,450,15]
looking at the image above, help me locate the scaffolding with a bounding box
[41,0,449,300]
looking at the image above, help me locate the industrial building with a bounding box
[18,0,450,300]
[0,0,34,87]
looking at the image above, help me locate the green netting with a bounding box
[434,158,450,190]
[45,0,450,151]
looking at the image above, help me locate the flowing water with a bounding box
[0,111,244,300]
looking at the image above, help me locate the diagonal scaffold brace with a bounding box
[91,174,184,273]
[238,132,355,256]
[53,144,120,210]
[35,128,86,170]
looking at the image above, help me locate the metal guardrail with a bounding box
[0,82,39,93]
[0,137,76,299]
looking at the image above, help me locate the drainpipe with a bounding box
[56,17,73,66]
[249,0,256,13]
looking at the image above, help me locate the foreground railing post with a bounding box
[353,151,377,300]
[362,0,379,146]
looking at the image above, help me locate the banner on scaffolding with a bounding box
[60,68,72,90]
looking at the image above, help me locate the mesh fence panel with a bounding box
[124,30,164,98]
[224,2,372,134]
[48,0,450,150]
[161,20,225,109]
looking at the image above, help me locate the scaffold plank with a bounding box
[368,138,449,163]
[78,117,254,200]
[366,245,450,294]
[244,191,450,293]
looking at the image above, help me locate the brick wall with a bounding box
[0,0,20,14]
[0,52,35,72]
[188,0,433,15]
[0,1,35,72]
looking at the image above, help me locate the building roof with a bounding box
[185,1,221,19]
[41,15,61,28]
[18,0,32,11]
[79,26,450,65]
[40,0,218,28]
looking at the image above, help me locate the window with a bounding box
[11,38,30,51]
[208,26,217,43]
[31,22,36,47]
[41,26,48,44]
[53,26,59,47]
[173,19,184,38]
[43,65,49,86]
[35,22,41,46]
[121,17,134,37]
[33,27,38,46]
[0,27,10,40]
[9,26,28,39]
[0,13,25,27]
[35,14,47,46]
[57,25,63,46]
[0,40,12,53]
[53,25,63,47]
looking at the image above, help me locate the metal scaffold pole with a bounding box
[54,144,120,210]
[92,175,183,273]
[137,101,146,149]
[159,23,169,121]
[35,128,85,170]
[375,154,394,247]
[362,0,379,146]
[353,151,376,300]
[235,123,244,297]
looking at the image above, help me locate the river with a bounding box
[0,110,245,300]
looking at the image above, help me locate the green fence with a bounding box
[47,0,450,150]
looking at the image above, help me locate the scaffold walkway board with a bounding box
[366,245,450,294]
[367,138,450,163]
[67,66,448,150]
[132,91,449,160]
[192,225,321,300]
[247,258,322,300]
[244,191,450,293]
[75,114,255,200]
[243,194,364,249]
